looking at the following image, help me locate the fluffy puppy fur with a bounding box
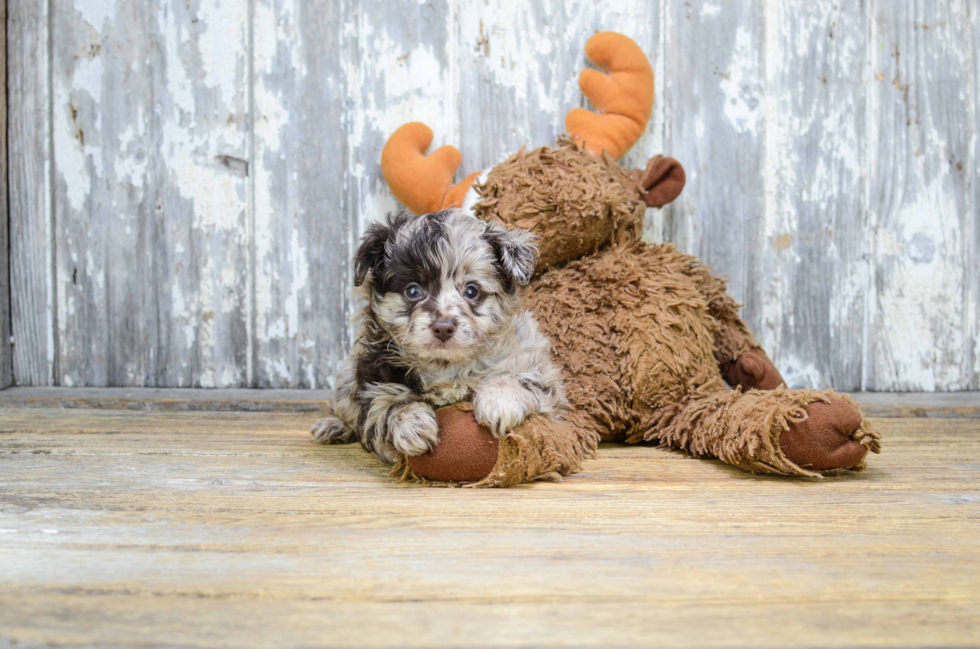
[311,210,567,464]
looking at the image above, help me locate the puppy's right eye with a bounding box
[404,284,423,300]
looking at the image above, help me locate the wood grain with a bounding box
[973,4,980,392]
[867,1,976,391]
[0,0,10,389]
[251,0,351,388]
[973,3,980,391]
[1,403,978,648]
[760,0,868,390]
[664,0,767,347]
[8,0,53,386]
[48,1,251,388]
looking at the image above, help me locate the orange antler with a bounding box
[381,122,481,215]
[565,32,654,160]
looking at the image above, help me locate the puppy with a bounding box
[311,209,567,464]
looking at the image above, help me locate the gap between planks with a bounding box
[0,387,978,418]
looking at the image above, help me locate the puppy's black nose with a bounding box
[431,319,456,342]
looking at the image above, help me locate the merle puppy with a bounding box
[311,210,567,464]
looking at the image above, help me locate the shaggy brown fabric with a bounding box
[528,241,738,442]
[526,241,880,476]
[471,410,599,488]
[473,137,646,272]
[392,403,599,487]
[666,250,762,371]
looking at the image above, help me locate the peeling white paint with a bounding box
[158,5,196,119]
[780,357,823,390]
[54,108,89,213]
[864,0,976,391]
[720,28,762,135]
[196,0,247,108]
[870,177,967,390]
[55,54,104,212]
[755,0,874,389]
[74,0,115,31]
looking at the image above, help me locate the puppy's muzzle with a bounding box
[431,319,457,342]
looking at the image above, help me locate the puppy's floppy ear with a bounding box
[483,222,539,286]
[353,212,409,287]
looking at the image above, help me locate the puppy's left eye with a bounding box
[462,283,480,300]
[404,283,423,300]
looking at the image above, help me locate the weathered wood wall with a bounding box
[0,0,10,389]
[8,0,980,391]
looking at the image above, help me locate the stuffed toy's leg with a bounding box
[391,403,599,488]
[667,245,788,391]
[660,247,879,471]
[528,242,880,478]
[468,411,599,488]
[638,384,881,477]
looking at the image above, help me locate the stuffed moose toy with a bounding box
[374,32,880,486]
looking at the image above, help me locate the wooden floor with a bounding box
[1,389,979,649]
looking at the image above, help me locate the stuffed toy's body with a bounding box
[379,33,880,486]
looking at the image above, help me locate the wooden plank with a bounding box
[757,0,868,390]
[345,0,458,230]
[250,0,351,388]
[0,406,978,647]
[8,0,53,386]
[0,0,10,389]
[972,6,980,391]
[0,386,332,412]
[663,1,767,342]
[1,596,977,649]
[866,1,976,391]
[49,1,251,388]
[854,391,980,418]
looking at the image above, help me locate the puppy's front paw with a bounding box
[474,384,529,438]
[311,415,355,444]
[388,402,440,457]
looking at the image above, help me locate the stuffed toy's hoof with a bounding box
[779,396,869,471]
[395,403,599,487]
[408,406,499,483]
[725,349,785,391]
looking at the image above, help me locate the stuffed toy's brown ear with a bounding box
[642,155,686,208]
